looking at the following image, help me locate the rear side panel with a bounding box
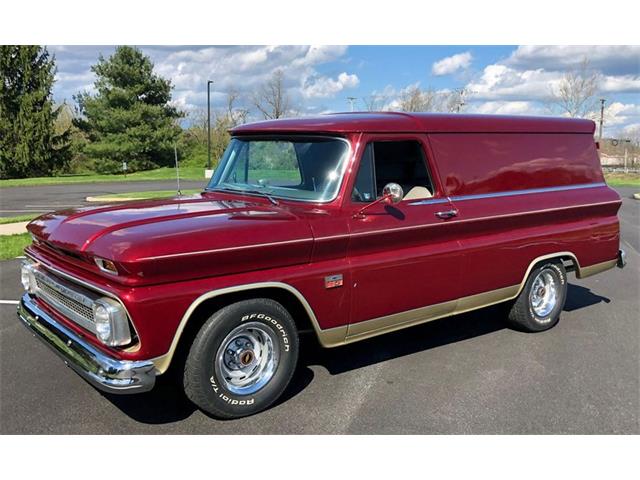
[429,132,604,197]
[428,132,621,299]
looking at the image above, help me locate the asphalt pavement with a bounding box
[0,180,206,217]
[0,187,638,434]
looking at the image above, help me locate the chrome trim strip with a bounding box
[448,182,606,203]
[17,294,155,394]
[347,200,620,239]
[137,237,314,262]
[407,198,450,206]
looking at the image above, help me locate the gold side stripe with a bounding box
[150,251,617,374]
[339,285,519,344]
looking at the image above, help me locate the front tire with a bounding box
[184,298,299,419]
[508,261,567,332]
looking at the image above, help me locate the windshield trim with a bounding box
[204,135,352,205]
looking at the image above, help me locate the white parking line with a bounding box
[0,210,45,213]
[0,300,19,305]
[25,204,81,208]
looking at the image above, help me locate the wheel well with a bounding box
[535,254,578,274]
[164,287,317,378]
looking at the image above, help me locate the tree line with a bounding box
[1,46,622,179]
[0,45,297,179]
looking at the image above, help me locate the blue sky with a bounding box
[49,45,640,137]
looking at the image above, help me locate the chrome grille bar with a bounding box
[33,268,99,333]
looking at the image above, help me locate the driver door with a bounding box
[347,134,463,336]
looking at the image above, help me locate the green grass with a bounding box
[604,172,640,188]
[0,214,40,225]
[0,166,209,188]
[0,166,303,188]
[91,189,201,200]
[0,233,31,260]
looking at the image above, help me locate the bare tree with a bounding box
[549,59,601,118]
[252,70,290,119]
[224,90,248,127]
[397,86,441,112]
[362,94,388,112]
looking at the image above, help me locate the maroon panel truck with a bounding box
[17,113,626,419]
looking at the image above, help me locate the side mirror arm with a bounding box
[353,194,392,219]
[353,182,404,219]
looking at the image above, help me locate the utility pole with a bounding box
[598,98,606,141]
[451,87,474,113]
[347,96,357,112]
[207,80,213,172]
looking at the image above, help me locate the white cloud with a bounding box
[603,102,640,126]
[506,45,640,76]
[601,75,640,93]
[151,45,356,112]
[466,64,563,101]
[469,101,541,115]
[432,52,472,76]
[301,72,359,98]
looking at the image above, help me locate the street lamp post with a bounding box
[598,98,606,141]
[207,80,213,174]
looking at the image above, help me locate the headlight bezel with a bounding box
[20,262,37,294]
[92,297,132,347]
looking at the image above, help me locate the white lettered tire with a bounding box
[508,261,568,332]
[183,298,299,419]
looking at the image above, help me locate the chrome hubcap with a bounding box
[216,322,279,395]
[529,269,558,319]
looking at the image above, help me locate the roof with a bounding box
[231,112,595,135]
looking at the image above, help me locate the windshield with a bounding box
[206,136,350,202]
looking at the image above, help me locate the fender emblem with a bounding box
[325,274,343,289]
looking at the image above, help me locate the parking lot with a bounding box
[0,186,638,434]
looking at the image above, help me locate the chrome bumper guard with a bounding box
[17,294,156,394]
[617,249,626,269]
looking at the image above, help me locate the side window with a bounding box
[352,144,376,202]
[351,140,434,202]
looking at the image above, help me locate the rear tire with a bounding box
[184,298,299,419]
[508,261,567,332]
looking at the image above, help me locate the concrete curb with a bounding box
[85,196,138,202]
[0,222,29,236]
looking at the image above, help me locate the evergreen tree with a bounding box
[0,45,66,178]
[75,46,183,173]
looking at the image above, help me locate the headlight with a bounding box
[20,263,37,294]
[93,297,132,347]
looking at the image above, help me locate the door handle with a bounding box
[435,209,458,219]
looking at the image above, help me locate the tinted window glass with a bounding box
[208,137,349,202]
[351,140,433,202]
[352,144,376,202]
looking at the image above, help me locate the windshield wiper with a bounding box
[208,186,279,206]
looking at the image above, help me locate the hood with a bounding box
[27,194,314,286]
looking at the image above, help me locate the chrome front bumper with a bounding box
[17,294,156,394]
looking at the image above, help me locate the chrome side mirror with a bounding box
[382,183,403,204]
[353,182,404,219]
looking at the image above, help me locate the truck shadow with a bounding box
[101,282,608,424]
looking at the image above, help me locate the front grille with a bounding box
[33,268,99,333]
[35,276,94,322]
